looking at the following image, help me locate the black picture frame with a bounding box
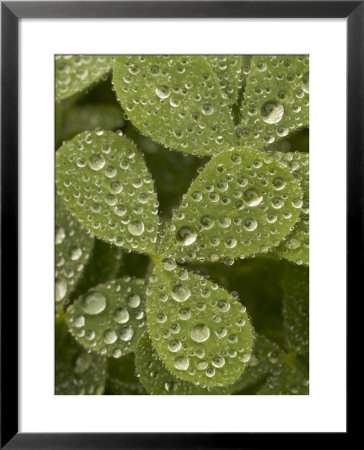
[1,1,357,447]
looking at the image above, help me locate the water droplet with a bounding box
[155,85,170,99]
[173,356,189,371]
[243,189,263,207]
[70,247,82,260]
[268,350,279,364]
[179,308,191,320]
[128,294,141,308]
[202,103,214,115]
[200,215,214,229]
[272,177,286,190]
[110,180,123,194]
[217,300,230,312]
[212,355,225,368]
[114,308,129,324]
[176,226,197,246]
[103,329,118,344]
[120,326,134,341]
[286,238,301,249]
[82,292,106,315]
[128,221,144,236]
[206,367,215,377]
[168,339,182,352]
[191,324,210,343]
[74,315,85,328]
[243,218,258,231]
[196,361,208,370]
[88,154,105,170]
[55,227,65,244]
[261,101,284,124]
[171,284,191,302]
[55,279,67,302]
[162,258,177,271]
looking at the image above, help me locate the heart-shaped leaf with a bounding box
[146,263,253,387]
[55,195,94,317]
[56,130,159,255]
[271,151,309,265]
[56,321,107,395]
[113,55,238,156]
[65,277,146,358]
[206,55,243,106]
[56,55,114,101]
[136,332,238,394]
[159,147,302,262]
[239,55,309,149]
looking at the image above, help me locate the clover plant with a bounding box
[55,55,309,395]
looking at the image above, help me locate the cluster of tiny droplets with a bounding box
[205,55,244,106]
[55,196,94,314]
[135,332,239,394]
[238,55,309,149]
[146,264,252,387]
[56,55,114,100]
[56,130,160,255]
[113,55,240,156]
[66,277,146,359]
[56,54,309,393]
[159,147,303,263]
[270,151,309,265]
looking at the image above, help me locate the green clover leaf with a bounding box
[113,55,238,156]
[146,263,253,387]
[160,147,302,262]
[56,130,159,255]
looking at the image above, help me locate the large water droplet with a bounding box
[120,326,134,341]
[82,292,106,315]
[88,154,105,170]
[128,294,141,308]
[243,218,258,231]
[261,101,284,124]
[212,355,225,368]
[168,339,182,352]
[55,279,67,302]
[162,258,177,271]
[103,329,118,344]
[176,226,197,246]
[191,324,210,343]
[128,221,144,236]
[155,85,170,99]
[243,189,263,207]
[55,227,66,244]
[70,247,82,260]
[114,308,129,324]
[173,356,189,371]
[171,284,191,302]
